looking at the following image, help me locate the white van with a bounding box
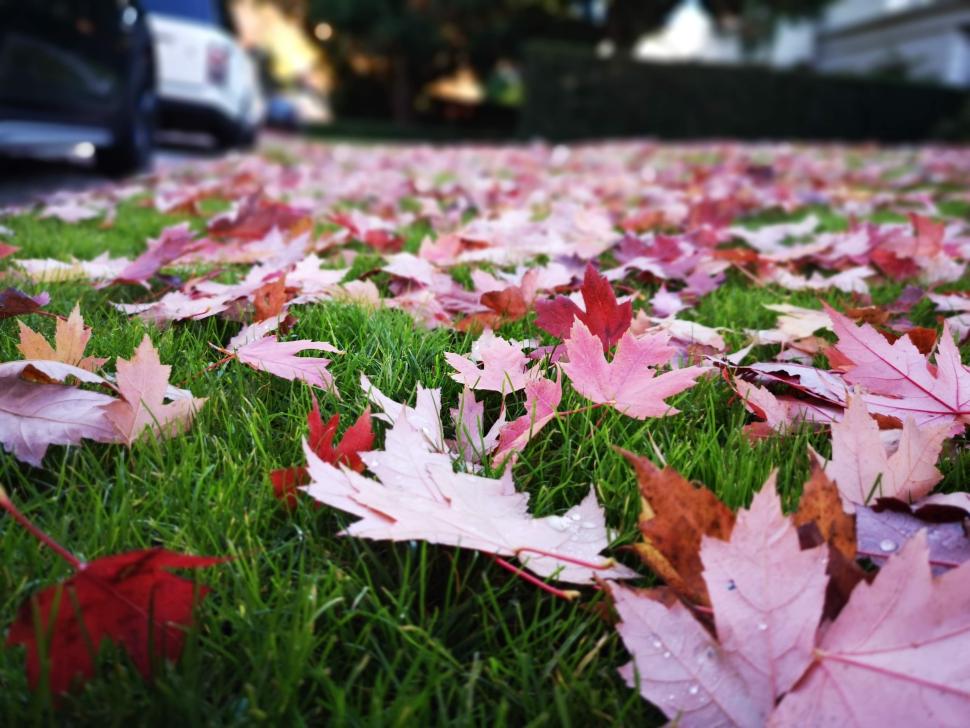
[142,0,263,147]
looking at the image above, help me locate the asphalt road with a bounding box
[0,133,221,208]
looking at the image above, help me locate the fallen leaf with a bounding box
[303,411,636,584]
[0,374,118,466]
[0,288,49,319]
[252,275,290,322]
[450,387,505,464]
[856,504,970,574]
[770,533,970,726]
[701,478,828,712]
[445,330,539,394]
[233,336,341,393]
[562,320,704,419]
[620,449,735,607]
[16,304,107,371]
[535,264,632,350]
[7,548,221,694]
[269,398,373,509]
[109,223,197,287]
[106,336,206,446]
[819,396,949,507]
[793,464,856,563]
[827,304,970,428]
[493,375,562,466]
[609,581,760,727]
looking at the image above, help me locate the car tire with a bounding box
[96,83,156,177]
[215,120,258,151]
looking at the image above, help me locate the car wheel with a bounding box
[96,84,156,176]
[215,120,258,151]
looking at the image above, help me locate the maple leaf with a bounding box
[621,450,735,607]
[16,304,107,371]
[106,336,206,446]
[856,503,970,575]
[445,330,540,394]
[562,320,704,419]
[610,477,826,727]
[8,549,221,695]
[269,397,373,508]
[770,532,970,727]
[493,375,562,467]
[701,477,828,714]
[826,304,970,428]
[1,488,220,695]
[208,193,309,241]
[792,465,867,620]
[252,275,290,322]
[610,581,759,728]
[360,374,445,451]
[232,336,341,393]
[114,291,232,325]
[450,387,505,464]
[732,379,840,438]
[109,223,197,287]
[535,263,632,350]
[818,396,949,507]
[302,410,636,585]
[0,362,119,466]
[0,288,49,319]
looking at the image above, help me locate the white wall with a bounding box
[816,4,970,86]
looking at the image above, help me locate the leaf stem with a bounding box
[514,546,614,571]
[490,555,580,601]
[0,486,83,570]
[556,403,604,418]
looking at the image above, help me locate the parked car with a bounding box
[142,0,263,148]
[0,0,157,175]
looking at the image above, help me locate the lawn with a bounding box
[1,139,969,725]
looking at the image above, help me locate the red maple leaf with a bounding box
[270,397,373,509]
[208,193,309,241]
[1,488,221,695]
[535,264,632,350]
[0,288,49,320]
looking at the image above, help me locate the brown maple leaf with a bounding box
[17,304,107,371]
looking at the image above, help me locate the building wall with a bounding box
[817,2,970,86]
[768,0,970,87]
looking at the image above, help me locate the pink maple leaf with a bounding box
[445,330,540,394]
[302,410,636,585]
[0,362,118,466]
[562,320,704,419]
[232,336,341,393]
[701,478,828,715]
[770,532,970,726]
[610,582,759,727]
[493,375,562,466]
[106,337,206,446]
[108,223,198,287]
[818,396,949,507]
[826,304,970,428]
[450,387,505,463]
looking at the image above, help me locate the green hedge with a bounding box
[520,42,968,142]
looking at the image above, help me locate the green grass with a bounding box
[1,199,969,726]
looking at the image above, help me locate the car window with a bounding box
[140,0,226,27]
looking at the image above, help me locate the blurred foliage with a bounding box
[306,0,839,120]
[520,41,966,142]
